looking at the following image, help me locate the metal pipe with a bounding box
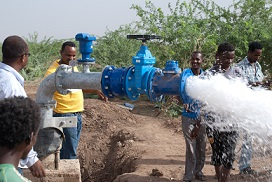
[57,72,102,90]
[36,65,102,104]
[36,73,56,104]
[35,64,102,168]
[152,73,181,96]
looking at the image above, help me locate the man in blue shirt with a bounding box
[180,51,206,182]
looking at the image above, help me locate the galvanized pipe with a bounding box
[35,64,102,168]
[36,64,102,104]
[57,72,102,90]
[36,73,57,105]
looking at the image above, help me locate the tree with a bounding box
[91,24,141,71]
[130,0,272,77]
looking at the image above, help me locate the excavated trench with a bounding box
[79,129,140,182]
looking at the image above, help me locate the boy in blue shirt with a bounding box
[180,51,206,182]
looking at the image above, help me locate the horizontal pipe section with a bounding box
[59,72,102,90]
[36,65,102,105]
[152,73,181,96]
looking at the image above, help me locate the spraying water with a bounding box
[186,74,272,156]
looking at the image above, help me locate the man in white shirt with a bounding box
[0,35,46,178]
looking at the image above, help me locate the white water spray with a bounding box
[186,74,272,152]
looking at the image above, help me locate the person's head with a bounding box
[216,42,235,70]
[190,51,204,69]
[60,41,76,65]
[247,41,263,63]
[0,96,41,159]
[2,35,30,71]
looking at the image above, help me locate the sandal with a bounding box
[195,174,207,181]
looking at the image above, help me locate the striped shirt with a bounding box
[235,57,264,83]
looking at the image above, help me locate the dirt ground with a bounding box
[25,81,272,182]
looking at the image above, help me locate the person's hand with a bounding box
[249,81,271,89]
[190,125,200,139]
[208,137,214,144]
[183,104,192,112]
[250,81,262,87]
[29,160,46,178]
[254,82,262,86]
[261,81,271,89]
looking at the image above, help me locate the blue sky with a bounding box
[0,0,232,42]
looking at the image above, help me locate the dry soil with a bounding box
[25,81,272,182]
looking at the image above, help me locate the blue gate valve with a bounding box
[75,33,183,102]
[101,35,164,101]
[125,35,161,100]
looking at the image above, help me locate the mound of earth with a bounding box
[25,81,272,182]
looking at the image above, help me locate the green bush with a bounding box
[131,0,272,76]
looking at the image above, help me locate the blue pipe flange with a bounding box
[141,67,154,92]
[101,66,130,98]
[147,68,163,102]
[125,67,140,100]
[180,68,192,97]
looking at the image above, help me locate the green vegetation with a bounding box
[1,0,272,80]
[131,0,272,76]
[155,96,183,118]
[0,32,71,80]
[91,24,140,71]
[22,33,65,80]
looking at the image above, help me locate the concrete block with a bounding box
[23,159,81,182]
